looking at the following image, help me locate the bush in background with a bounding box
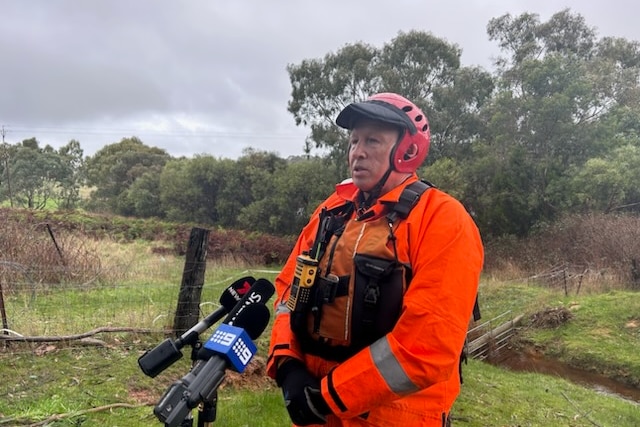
[485,213,640,292]
[0,215,101,290]
[0,207,295,292]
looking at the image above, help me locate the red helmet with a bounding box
[336,92,430,173]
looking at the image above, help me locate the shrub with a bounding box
[485,213,640,292]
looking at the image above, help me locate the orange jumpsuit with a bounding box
[267,175,484,426]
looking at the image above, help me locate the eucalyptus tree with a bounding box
[473,9,640,236]
[84,137,171,214]
[56,139,84,209]
[287,42,379,179]
[287,30,493,183]
[7,138,69,209]
[377,31,495,162]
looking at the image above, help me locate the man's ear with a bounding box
[403,143,418,160]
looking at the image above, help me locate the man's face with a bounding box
[348,120,400,192]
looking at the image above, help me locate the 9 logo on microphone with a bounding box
[204,324,257,373]
[210,330,236,347]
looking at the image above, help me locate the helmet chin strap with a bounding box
[359,166,393,211]
[357,129,404,212]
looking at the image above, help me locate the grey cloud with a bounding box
[1,1,639,158]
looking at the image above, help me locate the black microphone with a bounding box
[138,276,256,377]
[222,278,275,325]
[153,303,271,427]
[185,278,275,395]
[181,276,258,343]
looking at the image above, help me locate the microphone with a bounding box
[138,276,256,378]
[153,303,271,427]
[222,278,275,325]
[183,276,259,342]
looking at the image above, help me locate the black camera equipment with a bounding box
[153,303,271,427]
[139,278,275,427]
[138,276,257,378]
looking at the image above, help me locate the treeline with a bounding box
[2,9,640,239]
[0,137,337,236]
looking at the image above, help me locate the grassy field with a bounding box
[0,241,639,426]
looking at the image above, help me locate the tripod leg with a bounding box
[197,391,218,427]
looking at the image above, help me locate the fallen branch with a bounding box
[17,402,153,427]
[0,327,154,343]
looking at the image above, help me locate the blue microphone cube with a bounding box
[203,324,257,373]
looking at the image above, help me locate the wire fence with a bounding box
[0,257,280,355]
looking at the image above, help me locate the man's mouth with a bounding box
[352,165,366,173]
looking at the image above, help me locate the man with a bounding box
[267,93,483,426]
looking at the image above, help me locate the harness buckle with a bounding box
[363,284,380,307]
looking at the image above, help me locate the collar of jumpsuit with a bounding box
[335,174,420,221]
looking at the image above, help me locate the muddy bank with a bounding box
[491,347,640,404]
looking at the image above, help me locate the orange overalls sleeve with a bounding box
[320,190,484,418]
[266,202,325,379]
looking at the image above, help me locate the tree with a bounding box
[377,31,461,103]
[287,42,380,179]
[0,142,16,206]
[56,139,84,209]
[84,137,171,214]
[216,148,287,228]
[159,155,229,224]
[287,31,485,174]
[8,139,68,209]
[377,31,495,164]
[123,170,163,218]
[237,157,336,235]
[428,66,494,161]
[473,9,640,235]
[567,143,640,213]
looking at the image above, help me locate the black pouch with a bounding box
[350,254,406,351]
[289,284,318,336]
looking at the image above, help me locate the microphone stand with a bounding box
[182,340,218,427]
[156,336,219,427]
[141,312,225,427]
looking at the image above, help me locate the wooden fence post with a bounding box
[173,227,210,337]
[0,279,8,349]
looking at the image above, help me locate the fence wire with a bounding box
[0,259,278,355]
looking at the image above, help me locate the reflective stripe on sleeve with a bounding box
[370,336,419,395]
[275,301,291,315]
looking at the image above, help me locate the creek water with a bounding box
[492,348,640,405]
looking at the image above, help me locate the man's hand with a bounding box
[276,358,330,425]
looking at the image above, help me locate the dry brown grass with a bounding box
[484,213,640,294]
[0,220,102,291]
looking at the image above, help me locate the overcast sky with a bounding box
[1,1,638,159]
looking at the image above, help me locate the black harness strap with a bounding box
[359,181,433,335]
[387,180,432,222]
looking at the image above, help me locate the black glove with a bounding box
[276,358,331,426]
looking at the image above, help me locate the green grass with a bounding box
[1,348,637,427]
[476,279,560,321]
[522,290,640,387]
[454,359,639,427]
[1,249,639,426]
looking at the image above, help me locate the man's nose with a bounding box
[350,142,366,158]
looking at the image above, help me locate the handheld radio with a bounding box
[286,253,319,313]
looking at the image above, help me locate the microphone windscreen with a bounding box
[219,276,255,310]
[249,278,276,303]
[237,303,271,340]
[222,278,275,325]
